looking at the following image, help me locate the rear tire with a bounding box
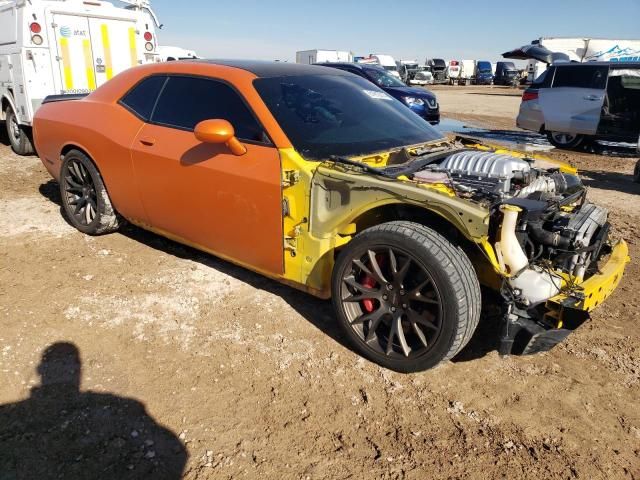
[5,105,34,155]
[331,221,481,373]
[59,149,121,235]
[546,131,586,150]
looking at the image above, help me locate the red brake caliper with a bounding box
[361,274,376,313]
[361,254,385,313]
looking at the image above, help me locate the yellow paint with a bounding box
[128,27,138,67]
[550,240,630,312]
[100,24,113,80]
[59,37,73,90]
[478,238,508,276]
[82,39,96,90]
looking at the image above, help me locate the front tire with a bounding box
[546,131,587,150]
[331,221,481,373]
[59,150,121,235]
[5,105,34,155]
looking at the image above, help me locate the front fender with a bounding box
[310,165,490,241]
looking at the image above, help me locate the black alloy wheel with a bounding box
[63,157,99,226]
[339,246,443,359]
[332,222,481,372]
[59,149,121,235]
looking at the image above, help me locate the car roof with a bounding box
[185,59,354,77]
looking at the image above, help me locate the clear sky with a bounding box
[140,0,640,63]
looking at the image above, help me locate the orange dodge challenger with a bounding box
[34,61,628,372]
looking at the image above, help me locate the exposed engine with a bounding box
[413,150,611,307]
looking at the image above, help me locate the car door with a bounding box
[129,75,284,275]
[539,65,608,135]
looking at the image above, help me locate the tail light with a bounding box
[30,22,42,33]
[144,31,153,41]
[522,90,539,102]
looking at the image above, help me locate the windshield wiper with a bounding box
[328,155,398,178]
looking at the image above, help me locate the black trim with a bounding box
[118,73,274,146]
[42,93,89,104]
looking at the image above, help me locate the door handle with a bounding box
[583,95,602,101]
[139,137,156,146]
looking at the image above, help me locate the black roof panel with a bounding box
[187,59,353,77]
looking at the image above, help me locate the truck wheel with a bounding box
[546,131,586,150]
[634,160,640,184]
[59,149,121,235]
[5,105,34,155]
[331,221,481,372]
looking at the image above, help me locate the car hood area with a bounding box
[383,86,436,100]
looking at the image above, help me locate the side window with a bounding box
[151,76,266,142]
[120,75,167,121]
[533,67,554,88]
[552,66,608,89]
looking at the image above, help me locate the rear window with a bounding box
[120,75,167,121]
[533,67,554,88]
[552,65,608,89]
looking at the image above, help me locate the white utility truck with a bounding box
[296,49,353,65]
[158,45,198,61]
[0,0,160,154]
[523,37,640,82]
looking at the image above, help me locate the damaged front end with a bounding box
[319,141,629,355]
[413,146,629,354]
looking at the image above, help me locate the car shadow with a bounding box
[579,168,640,196]
[0,121,9,146]
[38,179,503,367]
[0,342,187,479]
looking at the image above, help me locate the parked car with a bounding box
[399,60,420,85]
[33,60,628,372]
[473,61,494,85]
[426,58,448,83]
[317,62,440,124]
[517,62,640,149]
[494,61,519,85]
[409,66,434,86]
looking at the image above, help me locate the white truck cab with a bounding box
[358,54,401,79]
[0,0,160,154]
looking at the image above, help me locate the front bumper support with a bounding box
[499,240,630,355]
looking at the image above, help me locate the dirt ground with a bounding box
[1,85,639,480]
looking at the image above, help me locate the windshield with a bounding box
[477,62,492,73]
[383,65,398,72]
[365,68,407,87]
[253,74,444,160]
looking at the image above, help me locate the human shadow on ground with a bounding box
[38,179,503,366]
[0,342,187,480]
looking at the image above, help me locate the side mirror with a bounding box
[194,119,247,156]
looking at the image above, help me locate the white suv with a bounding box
[516,62,640,149]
